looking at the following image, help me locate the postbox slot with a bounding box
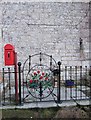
[8,52,10,59]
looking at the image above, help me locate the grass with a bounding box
[1,106,91,119]
[2,107,59,119]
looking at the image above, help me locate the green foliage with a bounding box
[2,108,59,119]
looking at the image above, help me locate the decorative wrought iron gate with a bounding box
[21,52,60,104]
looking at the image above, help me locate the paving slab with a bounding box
[0,99,90,109]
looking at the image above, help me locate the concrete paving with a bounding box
[0,99,90,109]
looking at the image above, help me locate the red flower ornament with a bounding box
[29,79,33,83]
[37,70,40,74]
[42,72,45,76]
[39,76,43,80]
[34,72,37,75]
[45,77,48,80]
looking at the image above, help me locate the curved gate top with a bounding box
[21,52,58,102]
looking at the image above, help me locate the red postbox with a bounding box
[4,44,15,66]
[4,44,18,103]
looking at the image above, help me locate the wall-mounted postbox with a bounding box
[4,44,15,66]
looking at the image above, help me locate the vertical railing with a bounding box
[29,55,31,70]
[2,64,91,105]
[85,66,87,97]
[18,62,22,105]
[75,66,77,100]
[70,66,72,99]
[39,52,42,65]
[50,55,52,70]
[2,68,5,105]
[57,61,61,103]
[22,67,24,103]
[14,52,18,104]
[8,68,11,103]
[39,82,42,101]
[80,66,82,99]
[2,67,16,105]
[65,66,67,100]
[62,66,90,101]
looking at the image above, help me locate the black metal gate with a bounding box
[1,67,16,105]
[21,52,61,104]
[1,52,91,106]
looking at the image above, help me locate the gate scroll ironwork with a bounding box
[22,52,58,102]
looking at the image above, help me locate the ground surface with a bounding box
[1,106,91,119]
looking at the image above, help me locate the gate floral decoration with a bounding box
[28,70,52,89]
[26,65,54,99]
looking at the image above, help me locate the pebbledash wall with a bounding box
[0,1,90,68]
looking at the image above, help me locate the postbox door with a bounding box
[5,50,15,65]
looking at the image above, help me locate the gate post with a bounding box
[14,52,18,104]
[18,62,22,105]
[57,61,61,103]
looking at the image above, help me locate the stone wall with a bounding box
[0,2,90,67]
[0,4,2,70]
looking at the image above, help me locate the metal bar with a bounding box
[39,82,42,101]
[14,67,16,103]
[65,66,67,100]
[29,55,31,71]
[75,66,77,100]
[85,66,87,98]
[14,52,18,104]
[8,68,11,103]
[2,71,17,74]
[39,52,42,65]
[22,71,24,103]
[80,66,82,99]
[2,68,5,104]
[50,55,52,70]
[70,66,72,100]
[22,53,57,74]
[18,62,22,105]
[57,61,61,103]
